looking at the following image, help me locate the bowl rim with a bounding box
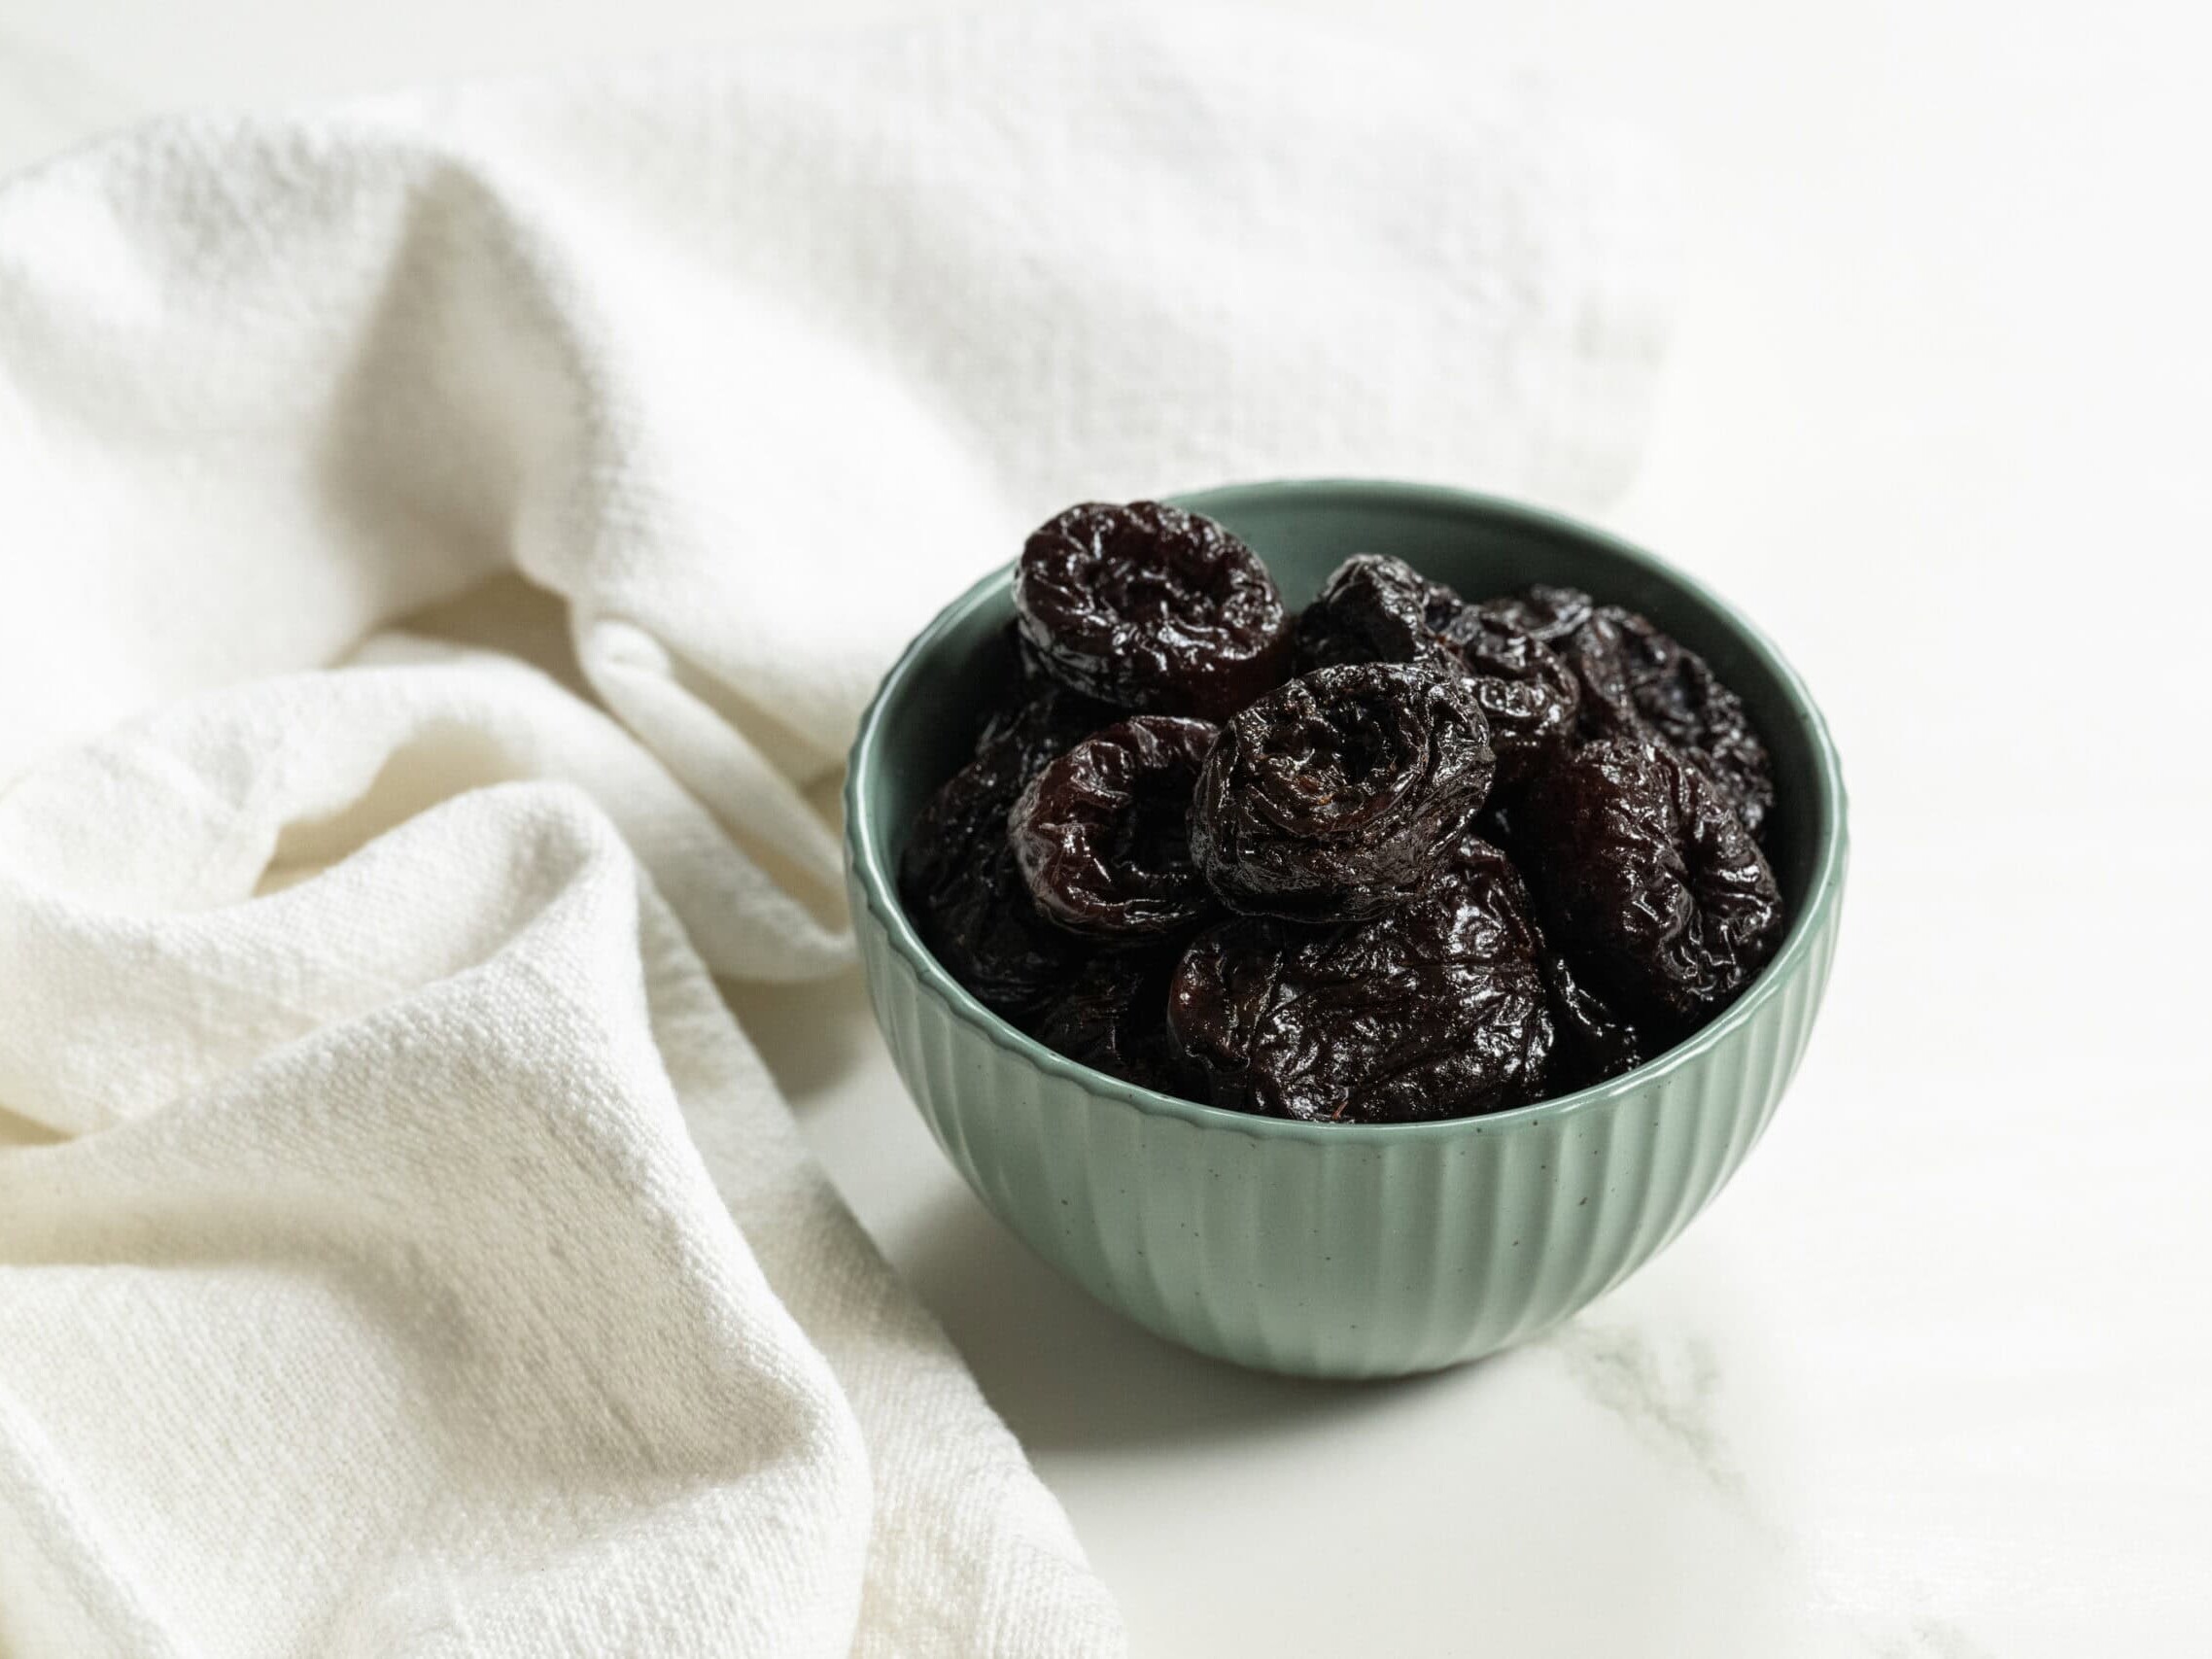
[845,477,1849,1144]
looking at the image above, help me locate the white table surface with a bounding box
[6,1,2206,1653]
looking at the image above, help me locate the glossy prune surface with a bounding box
[1478,583,1595,646]
[899,726,1081,1020]
[1584,607,1776,839]
[1190,663,1495,921]
[1295,552,1469,675]
[1166,837,1553,1122]
[1444,608,1581,789]
[1297,555,1577,789]
[902,505,1791,1123]
[1032,948,1191,1095]
[1517,738,1785,1026]
[1536,944,1647,1091]
[1009,715,1219,940]
[1503,589,1777,838]
[975,684,1107,785]
[1015,501,1292,722]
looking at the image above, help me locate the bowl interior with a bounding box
[851,480,1844,1119]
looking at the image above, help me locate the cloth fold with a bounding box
[0,9,1669,1655]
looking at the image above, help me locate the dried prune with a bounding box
[1296,553,1469,675]
[904,506,1794,1121]
[1015,501,1292,721]
[1479,583,1595,646]
[1517,739,1784,1026]
[1009,715,1219,939]
[1500,593,1777,838]
[1033,949,1191,1094]
[1443,608,1581,788]
[1298,556,1576,789]
[900,718,1080,1020]
[963,625,1110,774]
[1473,795,1644,1089]
[1537,945,1647,1091]
[1167,836,1553,1122]
[1589,607,1775,839]
[977,679,1116,789]
[1191,663,1495,920]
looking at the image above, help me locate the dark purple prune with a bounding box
[1479,583,1596,646]
[1015,501,1292,722]
[1587,607,1775,839]
[1190,663,1495,920]
[978,675,1118,785]
[1517,739,1785,1026]
[1548,605,1639,740]
[1297,556,1577,789]
[1295,553,1469,675]
[1504,594,1777,839]
[1167,837,1553,1122]
[1032,949,1192,1095]
[1481,778,1649,1089]
[1537,945,1647,1091]
[1009,715,1219,940]
[965,623,1115,774]
[1441,608,1581,788]
[911,505,1795,1122]
[900,718,1080,1021]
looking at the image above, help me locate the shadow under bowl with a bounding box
[845,480,1848,1379]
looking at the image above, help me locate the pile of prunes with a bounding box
[899,501,1787,1123]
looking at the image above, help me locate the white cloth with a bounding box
[0,9,1669,1656]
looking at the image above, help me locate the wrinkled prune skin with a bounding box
[1537,946,1647,1091]
[1586,607,1775,839]
[1190,663,1496,921]
[1033,949,1192,1094]
[1479,583,1596,647]
[1009,715,1220,939]
[1443,608,1581,788]
[1475,794,1645,1089]
[1296,553,1469,675]
[974,625,1119,778]
[900,711,1081,1020]
[1015,501,1293,722]
[1495,592,1777,838]
[974,683,1107,782]
[1298,556,1576,789]
[1518,739,1785,1026]
[1167,837,1553,1122]
[908,522,1793,1119]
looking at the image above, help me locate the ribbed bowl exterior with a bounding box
[852,868,1840,1377]
[848,481,1848,1379]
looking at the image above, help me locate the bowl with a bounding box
[845,480,1847,1379]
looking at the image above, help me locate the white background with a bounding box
[4,2,2206,1654]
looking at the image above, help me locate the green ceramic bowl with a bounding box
[846,480,1847,1378]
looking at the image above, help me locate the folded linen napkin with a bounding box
[0,10,1669,1655]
